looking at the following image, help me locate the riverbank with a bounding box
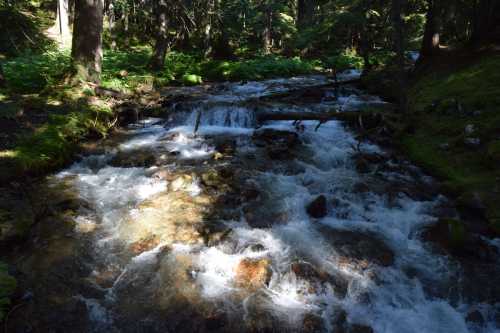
[362,49,500,237]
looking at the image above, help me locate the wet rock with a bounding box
[129,234,161,254]
[197,222,232,247]
[302,313,325,332]
[466,310,484,325]
[248,243,266,252]
[306,195,327,218]
[348,324,374,333]
[456,191,486,217]
[464,124,475,135]
[291,261,348,298]
[205,312,227,331]
[253,128,299,147]
[201,169,221,187]
[110,150,157,168]
[464,137,481,148]
[439,143,450,151]
[319,227,394,268]
[354,156,371,174]
[253,128,300,160]
[244,209,288,228]
[170,174,194,191]
[353,182,370,194]
[234,258,272,290]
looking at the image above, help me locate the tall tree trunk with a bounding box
[392,0,408,112]
[297,0,314,30]
[263,5,273,54]
[150,0,169,70]
[419,0,441,61]
[55,0,71,45]
[107,2,116,49]
[71,0,104,83]
[471,0,500,45]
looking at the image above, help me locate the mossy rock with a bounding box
[182,74,203,86]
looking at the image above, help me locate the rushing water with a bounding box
[11,74,500,332]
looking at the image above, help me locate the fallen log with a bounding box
[257,110,379,123]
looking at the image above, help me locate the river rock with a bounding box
[302,313,325,332]
[464,137,481,148]
[291,261,348,298]
[129,234,161,254]
[234,258,272,290]
[110,149,157,168]
[306,195,328,218]
[319,227,394,268]
[466,310,484,325]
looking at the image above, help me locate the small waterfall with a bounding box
[186,105,256,128]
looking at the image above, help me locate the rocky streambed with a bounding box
[4,74,500,332]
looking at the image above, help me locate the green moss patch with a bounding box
[401,54,500,233]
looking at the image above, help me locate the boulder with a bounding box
[306,195,328,218]
[234,258,272,290]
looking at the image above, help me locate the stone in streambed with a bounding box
[234,258,272,290]
[319,226,394,268]
[110,150,157,168]
[306,195,327,218]
[291,261,348,298]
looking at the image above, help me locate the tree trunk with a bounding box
[471,0,500,45]
[71,0,104,83]
[297,0,314,30]
[55,0,71,45]
[419,0,441,60]
[150,0,169,70]
[263,6,273,54]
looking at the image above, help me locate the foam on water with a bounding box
[52,76,498,332]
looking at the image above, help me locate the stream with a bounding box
[8,74,500,332]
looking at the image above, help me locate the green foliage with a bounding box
[324,49,364,71]
[3,49,71,93]
[0,262,16,321]
[182,74,203,85]
[202,56,318,81]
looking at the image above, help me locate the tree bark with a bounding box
[419,0,441,60]
[471,0,500,45]
[263,5,273,54]
[150,0,169,70]
[71,0,104,83]
[297,0,314,30]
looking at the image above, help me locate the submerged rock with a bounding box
[291,261,348,298]
[306,195,328,218]
[110,149,157,168]
[319,227,394,268]
[234,258,272,290]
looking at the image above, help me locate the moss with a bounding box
[400,54,500,233]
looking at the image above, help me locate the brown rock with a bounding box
[129,234,161,254]
[234,258,272,290]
